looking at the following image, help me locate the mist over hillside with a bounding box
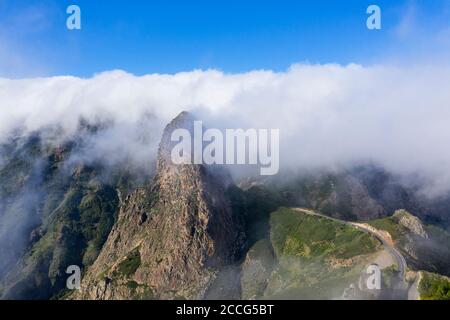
[1,64,450,197]
[1,64,450,300]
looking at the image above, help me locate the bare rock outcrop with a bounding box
[394,210,428,239]
[75,112,245,299]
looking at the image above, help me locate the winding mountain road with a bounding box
[293,208,407,283]
[350,222,407,282]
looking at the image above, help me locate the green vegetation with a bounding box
[419,272,450,300]
[123,280,155,300]
[116,247,141,277]
[368,211,450,277]
[270,208,378,260]
[381,265,398,289]
[0,134,130,299]
[126,280,139,290]
[79,188,118,265]
[246,207,381,299]
[367,216,406,241]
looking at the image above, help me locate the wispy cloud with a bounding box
[393,0,417,39]
[0,3,53,77]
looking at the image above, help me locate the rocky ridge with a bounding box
[75,112,245,299]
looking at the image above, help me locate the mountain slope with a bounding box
[241,207,382,299]
[75,112,245,299]
[368,210,450,277]
[0,130,144,299]
[418,271,450,300]
[1,113,450,300]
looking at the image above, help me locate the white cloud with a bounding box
[1,63,450,196]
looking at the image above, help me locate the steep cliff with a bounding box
[76,112,245,299]
[368,210,450,276]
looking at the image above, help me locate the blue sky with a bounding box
[1,0,450,77]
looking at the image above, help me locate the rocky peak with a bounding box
[155,111,233,188]
[394,209,428,239]
[76,111,244,300]
[157,111,194,169]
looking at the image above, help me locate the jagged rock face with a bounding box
[76,112,245,300]
[395,210,428,239]
[385,210,450,276]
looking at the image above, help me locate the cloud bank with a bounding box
[1,63,450,196]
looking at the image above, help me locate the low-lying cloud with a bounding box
[1,63,450,196]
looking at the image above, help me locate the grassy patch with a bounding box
[419,272,450,300]
[116,247,141,277]
[270,208,378,260]
[126,280,139,290]
[263,208,380,299]
[367,217,405,241]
